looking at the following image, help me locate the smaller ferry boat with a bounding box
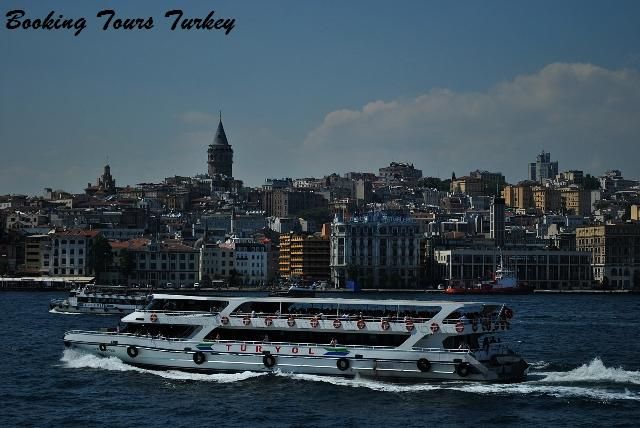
[445,257,534,295]
[63,294,528,382]
[50,285,150,315]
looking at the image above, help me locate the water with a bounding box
[1,292,639,427]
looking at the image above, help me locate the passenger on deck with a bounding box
[330,338,337,347]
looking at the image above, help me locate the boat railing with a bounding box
[229,311,434,324]
[137,309,219,317]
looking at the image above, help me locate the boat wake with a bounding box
[60,350,639,401]
[49,309,83,315]
[60,349,265,383]
[536,357,640,385]
[280,357,640,402]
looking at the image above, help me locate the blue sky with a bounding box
[1,0,639,195]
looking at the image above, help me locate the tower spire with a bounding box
[219,110,222,122]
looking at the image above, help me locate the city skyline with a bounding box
[2,0,640,195]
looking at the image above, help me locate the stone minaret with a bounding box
[207,112,234,178]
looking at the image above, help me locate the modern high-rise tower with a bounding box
[207,114,234,178]
[528,151,558,183]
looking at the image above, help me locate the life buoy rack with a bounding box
[381,320,390,331]
[430,322,440,333]
[150,313,158,323]
[417,358,431,372]
[126,346,138,358]
[405,319,415,332]
[221,316,229,325]
[333,319,342,329]
[504,308,514,319]
[287,317,296,327]
[357,319,366,330]
[243,316,251,326]
[336,358,350,371]
[193,351,206,365]
[456,362,470,377]
[455,322,465,333]
[310,317,320,328]
[263,354,276,368]
[265,317,273,327]
[99,343,107,352]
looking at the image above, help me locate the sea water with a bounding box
[1,292,639,427]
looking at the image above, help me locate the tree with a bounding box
[418,177,450,192]
[88,235,113,282]
[582,174,600,191]
[119,249,135,278]
[296,207,332,226]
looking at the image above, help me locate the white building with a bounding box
[330,212,420,289]
[51,230,100,276]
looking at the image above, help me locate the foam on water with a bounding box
[538,357,640,385]
[277,371,640,402]
[61,350,640,401]
[60,349,265,383]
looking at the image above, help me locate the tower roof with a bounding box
[212,119,229,146]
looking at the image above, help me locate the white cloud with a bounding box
[302,63,640,181]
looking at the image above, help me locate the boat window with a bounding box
[442,334,480,351]
[205,328,408,347]
[121,323,200,339]
[146,299,227,312]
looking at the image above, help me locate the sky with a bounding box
[1,0,639,195]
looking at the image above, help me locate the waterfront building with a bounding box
[576,223,640,288]
[434,247,593,290]
[197,241,235,283]
[279,233,330,281]
[51,230,101,276]
[115,239,200,287]
[532,186,561,213]
[330,212,420,289]
[207,116,234,178]
[632,205,640,221]
[227,237,272,286]
[23,234,52,275]
[529,151,558,183]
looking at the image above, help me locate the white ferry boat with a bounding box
[63,294,528,382]
[50,286,150,315]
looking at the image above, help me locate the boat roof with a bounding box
[151,294,502,307]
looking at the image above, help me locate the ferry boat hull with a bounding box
[63,295,529,383]
[64,334,527,382]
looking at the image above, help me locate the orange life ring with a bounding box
[221,316,229,325]
[310,317,320,328]
[430,322,439,333]
[243,316,251,326]
[287,317,296,327]
[150,313,158,323]
[381,320,390,331]
[405,318,415,331]
[333,319,342,329]
[265,317,273,327]
[357,319,366,330]
[455,321,464,333]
